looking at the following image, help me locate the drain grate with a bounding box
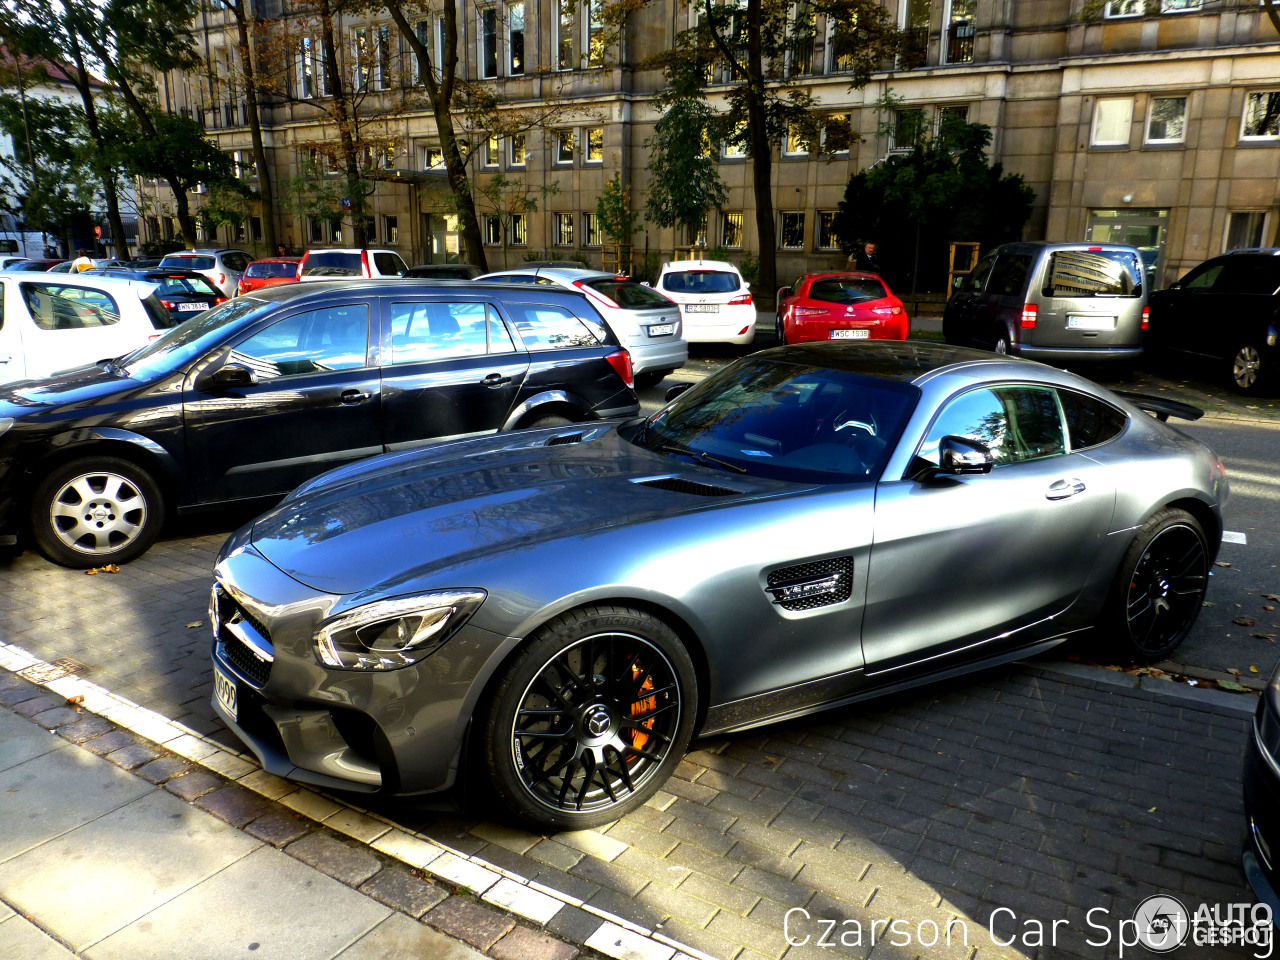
[19,657,89,683]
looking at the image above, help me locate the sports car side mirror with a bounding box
[664,382,694,403]
[939,436,993,475]
[209,362,258,390]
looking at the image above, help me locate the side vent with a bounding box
[766,557,853,611]
[632,477,741,497]
[545,431,586,446]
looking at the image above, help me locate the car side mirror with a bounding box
[938,435,993,475]
[664,382,694,402]
[209,362,257,390]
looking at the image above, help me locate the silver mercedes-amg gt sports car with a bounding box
[209,342,1226,829]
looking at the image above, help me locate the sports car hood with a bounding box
[250,426,783,595]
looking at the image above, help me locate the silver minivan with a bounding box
[943,241,1147,363]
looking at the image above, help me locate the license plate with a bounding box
[830,329,870,340]
[1067,315,1115,331]
[686,304,719,313]
[178,302,207,312]
[213,663,238,722]
[648,323,676,337]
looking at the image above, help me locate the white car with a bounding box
[654,259,756,345]
[297,248,409,281]
[0,274,172,384]
[474,267,688,388]
[0,256,30,271]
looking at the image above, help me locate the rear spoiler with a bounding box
[1113,391,1203,422]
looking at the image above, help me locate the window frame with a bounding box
[508,1,525,75]
[815,211,838,251]
[553,212,574,247]
[779,211,806,251]
[582,211,601,247]
[509,212,528,245]
[1144,95,1187,145]
[479,6,498,79]
[508,133,527,167]
[584,127,604,163]
[1241,91,1280,141]
[1091,97,1134,148]
[721,212,744,249]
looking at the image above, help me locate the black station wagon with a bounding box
[0,280,638,568]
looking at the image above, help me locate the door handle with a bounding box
[338,389,371,404]
[1046,478,1086,500]
[481,373,512,387]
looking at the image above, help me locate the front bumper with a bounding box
[210,538,518,795]
[1244,708,1280,925]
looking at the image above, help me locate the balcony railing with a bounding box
[946,20,975,64]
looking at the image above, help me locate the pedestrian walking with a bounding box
[854,240,881,275]
[71,248,95,272]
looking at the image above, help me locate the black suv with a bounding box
[1147,249,1280,393]
[0,280,638,567]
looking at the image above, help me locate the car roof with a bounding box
[479,267,615,281]
[756,340,1031,383]
[660,259,740,273]
[802,271,882,282]
[242,277,596,304]
[302,248,397,256]
[248,257,301,264]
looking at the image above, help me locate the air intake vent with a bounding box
[633,477,741,497]
[545,431,586,446]
[766,557,853,611]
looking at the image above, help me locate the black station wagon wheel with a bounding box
[1104,508,1208,662]
[30,457,164,568]
[482,606,697,830]
[1231,344,1267,393]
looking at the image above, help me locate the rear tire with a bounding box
[526,414,574,429]
[31,457,164,568]
[1230,344,1268,394]
[993,331,1012,356]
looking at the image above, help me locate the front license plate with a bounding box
[178,302,206,312]
[1067,315,1116,330]
[830,329,870,339]
[686,304,719,313]
[648,323,676,337]
[213,664,238,722]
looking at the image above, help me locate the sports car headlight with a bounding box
[313,590,486,671]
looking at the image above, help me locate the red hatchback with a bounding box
[776,272,909,344]
[236,258,301,296]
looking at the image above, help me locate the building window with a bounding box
[384,215,399,245]
[510,213,528,245]
[721,212,743,249]
[786,2,816,77]
[484,214,502,245]
[375,25,391,90]
[820,113,851,155]
[780,212,805,250]
[412,20,430,83]
[1146,97,1187,144]
[585,127,603,163]
[1161,0,1202,12]
[586,0,606,67]
[1226,211,1269,250]
[1091,98,1133,146]
[583,212,601,246]
[784,123,808,156]
[937,104,970,132]
[509,2,525,75]
[553,212,574,246]
[816,211,838,250]
[352,27,371,92]
[509,134,526,166]
[308,217,324,243]
[722,121,747,159]
[480,7,498,78]
[297,37,315,99]
[422,146,444,170]
[891,109,926,150]
[557,0,574,69]
[1104,0,1142,15]
[1242,92,1280,140]
[944,3,975,65]
[556,130,575,163]
[250,215,263,242]
[483,135,499,167]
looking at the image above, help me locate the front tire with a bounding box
[31,457,164,568]
[1101,508,1208,662]
[482,605,698,831]
[1230,344,1268,394]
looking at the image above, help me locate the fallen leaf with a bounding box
[102,564,119,574]
[1148,806,1157,813]
[764,756,777,764]
[1252,633,1278,640]
[1220,680,1248,692]
[1264,594,1280,602]
[1228,668,1242,675]
[84,568,97,575]
[65,695,84,705]
[1252,666,1260,673]
[1202,601,1215,607]
[185,621,203,629]
[1234,617,1257,626]
[1216,561,1232,568]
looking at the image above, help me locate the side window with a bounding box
[389,301,513,363]
[1181,261,1224,290]
[919,385,1067,466]
[20,283,121,330]
[224,253,250,273]
[986,254,1032,297]
[1214,259,1280,296]
[375,252,406,277]
[964,254,997,293]
[1058,389,1127,451]
[232,303,369,378]
[504,304,602,350]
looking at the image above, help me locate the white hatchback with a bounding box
[0,275,173,384]
[654,260,756,345]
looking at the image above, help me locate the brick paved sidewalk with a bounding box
[0,534,1265,959]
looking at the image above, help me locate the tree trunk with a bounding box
[173,189,198,247]
[316,0,366,246]
[231,0,276,250]
[746,0,776,296]
[65,33,131,259]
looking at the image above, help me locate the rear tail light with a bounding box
[215,297,227,305]
[871,306,903,316]
[605,349,634,389]
[361,250,372,278]
[1141,305,1150,330]
[794,306,827,317]
[573,279,618,309]
[1021,304,1038,328]
[729,293,753,305]
[162,300,177,309]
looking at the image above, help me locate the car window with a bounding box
[1212,258,1280,296]
[809,277,887,304]
[302,252,363,277]
[962,253,997,293]
[20,282,121,330]
[661,270,741,294]
[504,304,603,349]
[581,278,672,309]
[987,254,1032,297]
[246,261,298,279]
[231,303,370,378]
[140,293,178,329]
[1057,389,1127,451]
[223,253,251,272]
[374,252,406,277]
[919,385,1067,466]
[1181,261,1224,290]
[153,275,219,297]
[389,301,514,363]
[1042,250,1141,298]
[162,255,216,271]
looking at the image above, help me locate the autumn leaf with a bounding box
[1234,617,1257,626]
[1220,680,1248,692]
[1252,633,1278,641]
[66,695,84,705]
[102,564,119,574]
[85,568,97,575]
[1216,561,1232,568]
[1252,666,1260,673]
[1264,594,1280,602]
[1266,605,1276,612]
[1228,668,1242,676]
[185,621,203,629]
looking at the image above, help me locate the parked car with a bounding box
[298,248,408,280]
[94,258,163,270]
[943,242,1147,363]
[0,280,638,567]
[475,267,687,388]
[94,267,226,324]
[403,263,483,281]
[776,271,908,345]
[2,259,66,272]
[1244,657,1280,923]
[1147,249,1280,394]
[653,259,756,345]
[0,256,30,270]
[44,261,78,274]
[207,340,1224,830]
[158,249,253,298]
[0,274,173,385]
[237,258,301,296]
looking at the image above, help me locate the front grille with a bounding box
[546,431,586,446]
[213,584,273,688]
[633,476,741,497]
[767,557,854,611]
[223,631,271,687]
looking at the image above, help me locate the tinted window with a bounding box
[20,283,120,330]
[122,297,278,378]
[987,254,1032,297]
[231,304,370,378]
[1213,258,1280,295]
[582,279,672,309]
[302,252,363,277]
[920,385,1066,466]
[389,301,514,363]
[223,253,251,272]
[374,252,407,276]
[1058,389,1126,450]
[505,304,603,349]
[661,270,741,294]
[152,275,220,297]
[1043,250,1141,298]
[963,253,997,293]
[809,277,888,304]
[1181,261,1224,290]
[246,261,299,279]
[140,293,178,329]
[162,255,216,271]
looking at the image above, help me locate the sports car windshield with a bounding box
[635,356,919,483]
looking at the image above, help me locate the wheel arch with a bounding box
[1163,496,1222,562]
[501,390,589,431]
[33,430,183,514]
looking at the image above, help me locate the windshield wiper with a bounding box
[658,443,747,474]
